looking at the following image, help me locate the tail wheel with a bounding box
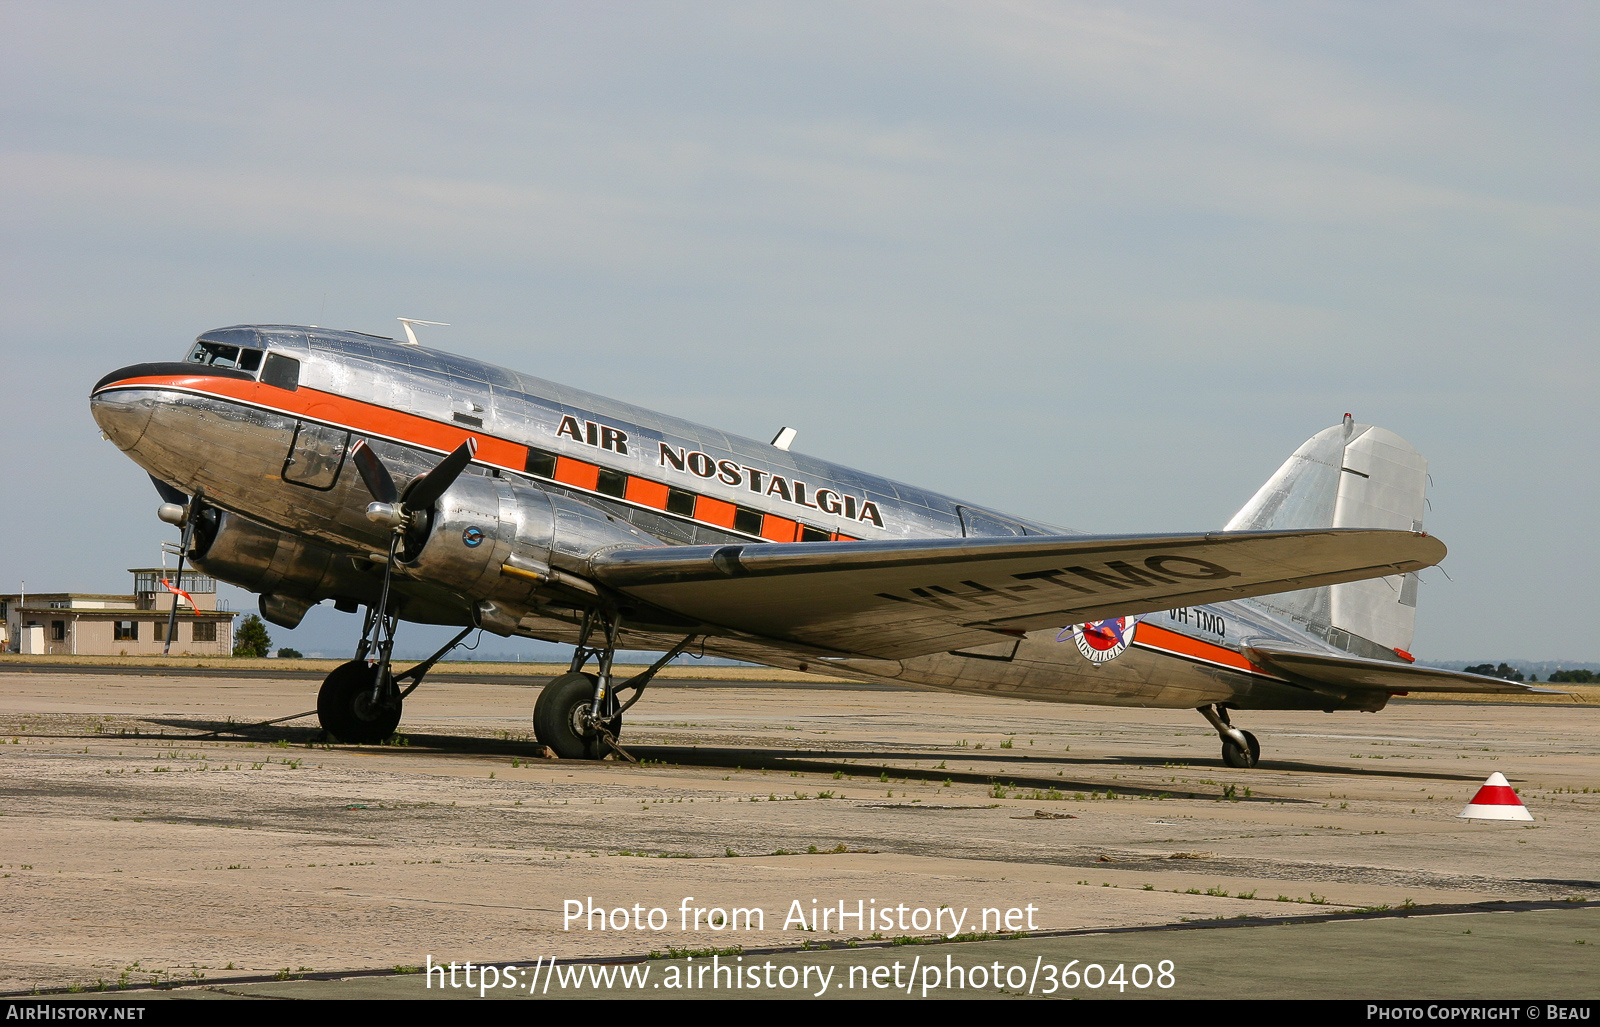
[317,660,402,743]
[1221,730,1260,769]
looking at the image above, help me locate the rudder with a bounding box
[1226,415,1427,661]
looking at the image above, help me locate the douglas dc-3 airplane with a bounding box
[90,324,1547,765]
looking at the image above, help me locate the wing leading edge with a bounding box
[590,529,1446,661]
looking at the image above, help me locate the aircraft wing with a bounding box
[590,529,1444,661]
[1240,643,1563,696]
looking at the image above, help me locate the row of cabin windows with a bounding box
[526,446,840,543]
[276,418,842,551]
[111,621,219,642]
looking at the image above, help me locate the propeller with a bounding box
[152,478,205,656]
[351,437,477,541]
[347,437,479,692]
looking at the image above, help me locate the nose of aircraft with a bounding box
[90,365,158,451]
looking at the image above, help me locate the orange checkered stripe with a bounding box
[99,372,857,544]
[526,446,856,543]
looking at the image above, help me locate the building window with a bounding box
[153,621,167,642]
[51,621,65,641]
[192,622,217,643]
[114,621,138,642]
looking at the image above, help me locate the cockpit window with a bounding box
[186,340,264,372]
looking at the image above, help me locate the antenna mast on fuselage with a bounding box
[396,318,450,346]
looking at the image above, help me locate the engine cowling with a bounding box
[188,509,382,628]
[398,475,665,634]
[189,476,665,634]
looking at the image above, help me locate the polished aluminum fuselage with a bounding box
[92,325,1367,713]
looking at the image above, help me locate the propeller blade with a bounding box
[405,438,478,510]
[164,485,201,656]
[350,440,399,505]
[164,529,190,656]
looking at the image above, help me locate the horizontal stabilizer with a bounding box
[1242,642,1562,696]
[592,528,1446,661]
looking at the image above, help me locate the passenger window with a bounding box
[733,506,764,536]
[800,525,831,542]
[665,488,696,517]
[596,468,628,498]
[525,448,558,478]
[261,353,300,391]
[283,421,349,490]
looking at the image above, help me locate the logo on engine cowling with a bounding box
[461,526,485,548]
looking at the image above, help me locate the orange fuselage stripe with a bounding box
[109,373,528,468]
[102,373,856,542]
[1133,621,1271,677]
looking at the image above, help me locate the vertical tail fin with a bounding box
[1227,415,1427,661]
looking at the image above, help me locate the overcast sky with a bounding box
[2,1,1594,662]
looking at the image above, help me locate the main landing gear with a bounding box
[316,602,472,744]
[533,609,696,760]
[1198,703,1260,769]
[319,436,480,743]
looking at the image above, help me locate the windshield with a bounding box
[186,341,263,372]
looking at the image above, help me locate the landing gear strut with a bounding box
[532,609,695,760]
[1198,703,1260,769]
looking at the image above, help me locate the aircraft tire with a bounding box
[1221,730,1260,769]
[534,672,620,760]
[317,660,403,744]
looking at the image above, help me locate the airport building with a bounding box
[1,569,236,656]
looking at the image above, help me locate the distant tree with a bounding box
[277,647,303,659]
[1549,670,1597,684]
[1463,663,1525,681]
[234,615,272,658]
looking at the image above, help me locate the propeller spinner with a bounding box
[353,437,477,539]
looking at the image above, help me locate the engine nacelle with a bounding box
[189,509,382,628]
[188,477,664,634]
[399,476,663,634]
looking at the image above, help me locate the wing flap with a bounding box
[591,529,1445,661]
[1243,643,1562,695]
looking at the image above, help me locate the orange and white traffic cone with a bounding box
[1457,772,1533,822]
